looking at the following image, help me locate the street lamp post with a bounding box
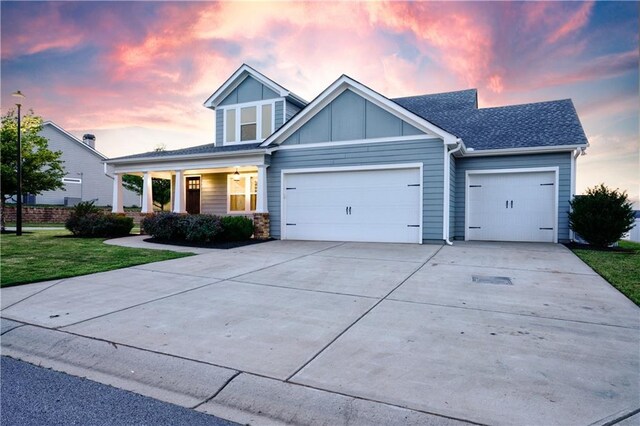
[12,90,25,236]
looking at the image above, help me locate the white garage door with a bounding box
[467,170,557,242]
[282,167,421,243]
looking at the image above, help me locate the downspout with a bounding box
[569,147,586,241]
[443,139,463,245]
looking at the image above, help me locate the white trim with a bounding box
[227,172,258,214]
[260,76,458,148]
[43,121,108,160]
[106,150,267,167]
[271,134,436,151]
[462,144,585,157]
[464,167,559,243]
[221,99,279,145]
[280,163,423,243]
[203,64,307,109]
[62,177,82,184]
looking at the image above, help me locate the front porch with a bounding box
[106,147,269,238]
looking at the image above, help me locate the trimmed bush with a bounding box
[141,212,185,241]
[66,201,133,238]
[142,213,253,243]
[569,184,635,248]
[181,215,223,242]
[219,216,254,242]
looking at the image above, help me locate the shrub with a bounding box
[141,212,185,240]
[219,216,254,242]
[569,184,635,248]
[181,215,223,242]
[66,212,133,238]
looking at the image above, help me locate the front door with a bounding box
[186,176,200,214]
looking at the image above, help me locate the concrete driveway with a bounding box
[2,240,638,425]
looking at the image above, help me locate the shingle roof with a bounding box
[108,142,264,161]
[395,96,588,151]
[392,89,478,114]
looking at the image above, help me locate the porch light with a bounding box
[233,167,241,181]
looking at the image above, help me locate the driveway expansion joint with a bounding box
[284,245,445,382]
[1,279,68,311]
[191,371,242,410]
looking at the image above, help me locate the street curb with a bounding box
[0,324,237,408]
[0,322,473,426]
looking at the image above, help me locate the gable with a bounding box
[219,75,281,106]
[281,89,424,145]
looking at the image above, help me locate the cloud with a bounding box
[547,1,594,44]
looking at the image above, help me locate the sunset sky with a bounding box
[1,1,638,205]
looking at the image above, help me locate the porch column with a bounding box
[141,172,153,213]
[256,164,269,213]
[173,170,186,213]
[111,173,124,213]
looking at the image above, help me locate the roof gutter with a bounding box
[103,148,268,165]
[443,138,463,245]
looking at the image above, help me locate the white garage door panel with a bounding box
[284,168,421,243]
[467,171,556,243]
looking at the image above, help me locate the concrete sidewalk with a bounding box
[2,240,638,425]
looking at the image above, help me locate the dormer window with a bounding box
[223,100,274,144]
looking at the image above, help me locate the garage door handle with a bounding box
[348,206,352,215]
[346,206,348,215]
[505,200,508,208]
[510,200,513,208]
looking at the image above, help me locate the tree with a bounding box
[121,145,171,211]
[1,110,65,231]
[569,184,635,248]
[122,175,172,211]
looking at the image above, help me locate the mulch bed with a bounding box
[143,237,274,250]
[563,242,636,253]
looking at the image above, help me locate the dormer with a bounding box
[204,64,307,146]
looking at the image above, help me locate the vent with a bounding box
[472,275,513,286]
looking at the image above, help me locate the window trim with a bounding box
[222,99,277,145]
[227,172,258,214]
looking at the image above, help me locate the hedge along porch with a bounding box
[107,147,271,238]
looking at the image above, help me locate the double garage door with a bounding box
[466,170,557,243]
[282,167,422,243]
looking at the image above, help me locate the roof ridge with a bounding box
[392,88,477,101]
[475,98,573,112]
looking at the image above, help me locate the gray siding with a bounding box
[215,109,224,145]
[285,101,301,122]
[268,139,445,241]
[36,125,139,207]
[201,173,227,215]
[453,152,572,242]
[219,76,280,106]
[274,100,284,130]
[281,89,424,145]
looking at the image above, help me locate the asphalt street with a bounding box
[0,356,237,426]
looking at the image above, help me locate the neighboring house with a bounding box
[36,122,138,207]
[105,64,589,244]
[626,211,640,242]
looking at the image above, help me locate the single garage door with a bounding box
[282,167,421,243]
[467,170,557,242]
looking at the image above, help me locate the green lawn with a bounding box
[1,230,193,287]
[571,240,640,306]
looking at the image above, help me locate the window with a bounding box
[227,173,258,213]
[223,101,275,143]
[62,177,82,184]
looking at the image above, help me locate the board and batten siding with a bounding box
[453,152,572,242]
[268,139,445,242]
[200,173,228,216]
[281,89,424,145]
[218,76,280,106]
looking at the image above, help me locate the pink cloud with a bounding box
[547,1,594,44]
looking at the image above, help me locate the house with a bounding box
[35,122,138,207]
[105,64,589,244]
[626,211,640,242]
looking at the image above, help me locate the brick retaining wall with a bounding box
[3,206,148,224]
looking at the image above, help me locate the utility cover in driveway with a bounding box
[472,275,513,285]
